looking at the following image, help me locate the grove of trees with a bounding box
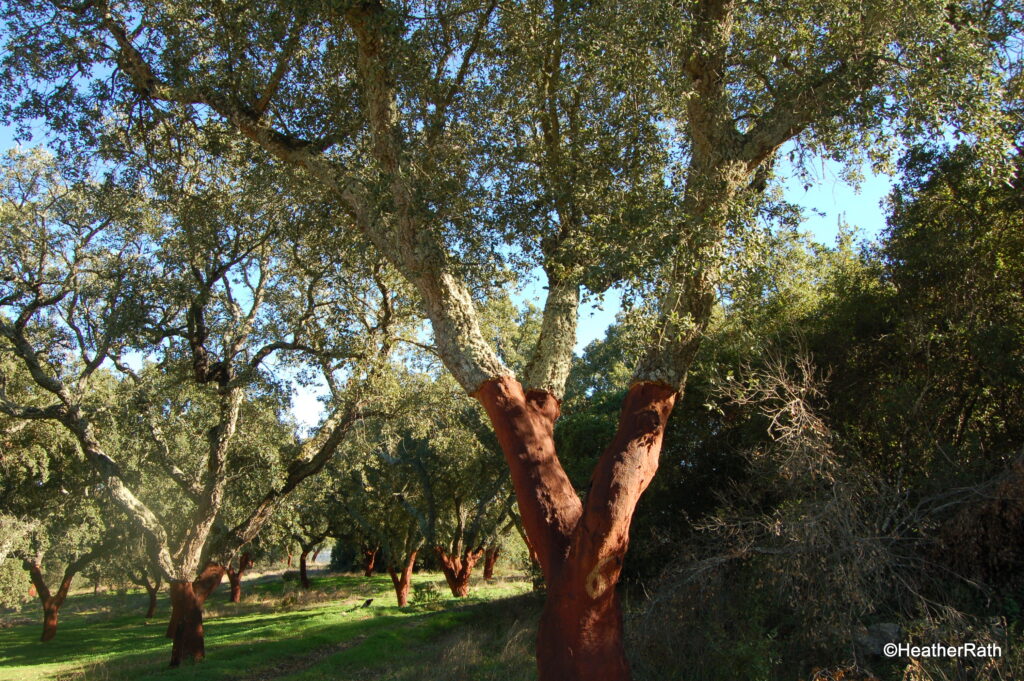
[0,1,1021,680]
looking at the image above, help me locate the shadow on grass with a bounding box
[1,575,539,681]
[59,594,541,681]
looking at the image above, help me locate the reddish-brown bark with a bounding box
[362,546,379,577]
[474,376,677,681]
[386,551,417,607]
[226,553,252,603]
[166,563,225,666]
[483,547,500,581]
[22,559,81,642]
[435,546,484,597]
[168,582,205,667]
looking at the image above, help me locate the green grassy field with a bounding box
[0,572,540,681]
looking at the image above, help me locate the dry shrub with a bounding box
[431,595,539,681]
[628,351,1020,681]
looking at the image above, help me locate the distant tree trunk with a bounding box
[483,547,500,580]
[311,548,321,563]
[299,549,311,589]
[146,583,159,618]
[22,556,88,642]
[387,551,417,607]
[226,553,252,603]
[435,547,484,597]
[286,552,293,568]
[362,546,379,577]
[166,563,225,667]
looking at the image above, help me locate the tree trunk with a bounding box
[436,547,483,597]
[362,547,378,577]
[146,584,159,618]
[226,552,251,603]
[227,569,242,602]
[311,548,321,563]
[299,550,311,589]
[286,552,293,568]
[41,600,60,642]
[22,559,73,643]
[387,551,417,607]
[165,562,225,667]
[168,582,205,667]
[474,376,676,681]
[483,547,499,580]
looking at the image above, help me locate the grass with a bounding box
[0,571,540,681]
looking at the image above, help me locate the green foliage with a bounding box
[413,580,442,604]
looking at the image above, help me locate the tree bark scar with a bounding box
[584,554,620,599]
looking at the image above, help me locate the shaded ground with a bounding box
[0,571,539,681]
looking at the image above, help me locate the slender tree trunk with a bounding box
[483,547,499,580]
[299,550,311,589]
[474,376,676,681]
[435,547,483,597]
[286,552,293,568]
[311,548,321,563]
[362,547,379,577]
[146,584,159,618]
[387,551,417,607]
[227,569,242,602]
[166,564,225,666]
[226,552,251,603]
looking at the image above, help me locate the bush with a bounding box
[413,581,441,603]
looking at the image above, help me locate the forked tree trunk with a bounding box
[226,570,242,602]
[146,584,159,618]
[483,547,500,581]
[387,551,417,607]
[435,547,484,597]
[226,553,252,603]
[166,564,225,667]
[362,546,379,577]
[474,376,676,681]
[22,559,78,642]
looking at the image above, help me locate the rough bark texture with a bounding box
[474,376,677,681]
[387,551,417,607]
[168,582,205,667]
[362,546,379,577]
[165,562,225,667]
[483,547,499,581]
[435,547,484,597]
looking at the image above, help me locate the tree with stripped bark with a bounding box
[2,0,1018,677]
